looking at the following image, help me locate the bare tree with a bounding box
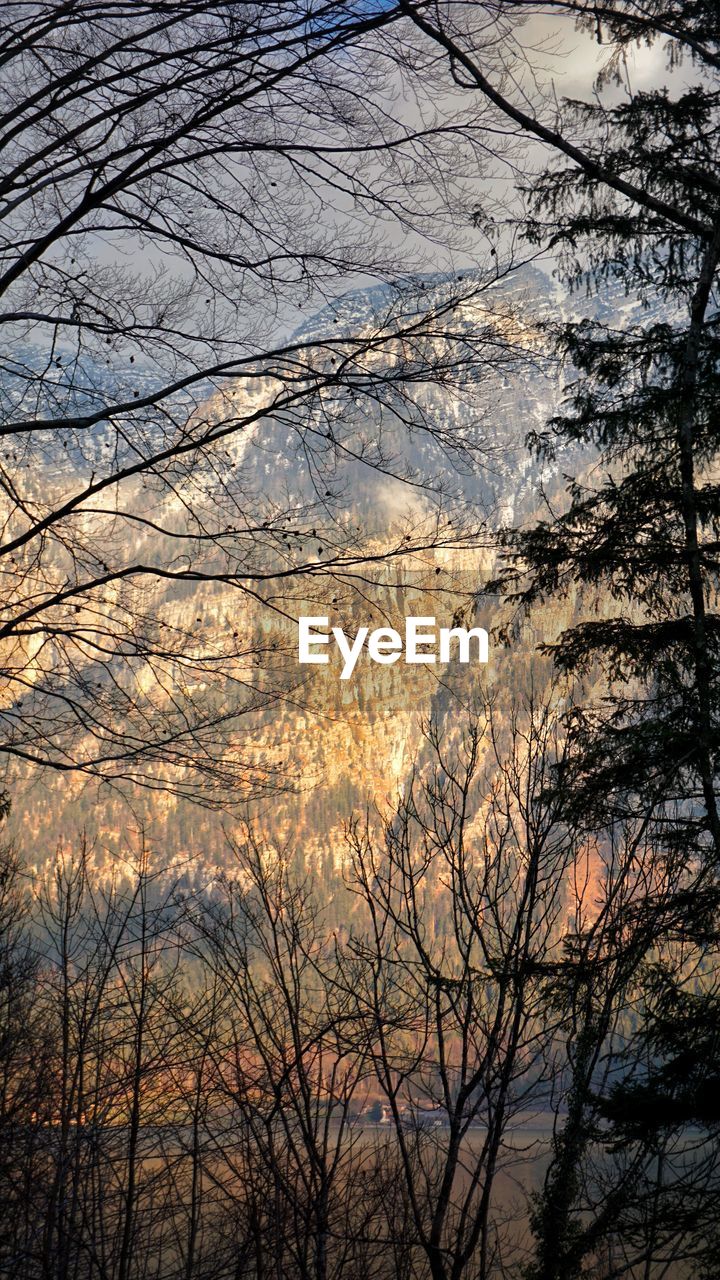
[338,691,580,1280]
[0,839,215,1280]
[0,1,526,800]
[522,804,720,1280]
[191,829,398,1280]
[0,833,51,1277]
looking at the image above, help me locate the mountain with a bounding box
[4,263,660,893]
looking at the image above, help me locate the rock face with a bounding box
[5,264,658,889]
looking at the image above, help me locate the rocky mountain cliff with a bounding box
[6,264,657,894]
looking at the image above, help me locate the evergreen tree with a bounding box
[484,8,720,1276]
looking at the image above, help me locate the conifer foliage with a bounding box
[484,4,720,1274]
